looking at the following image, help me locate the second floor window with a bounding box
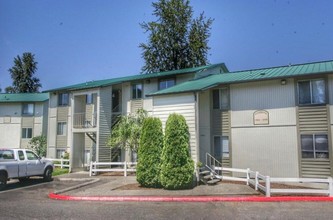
[298,79,326,105]
[22,103,34,115]
[213,87,230,110]
[159,78,175,90]
[86,94,93,104]
[58,93,69,106]
[132,83,142,99]
[57,122,67,135]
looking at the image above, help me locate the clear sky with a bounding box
[0,0,332,91]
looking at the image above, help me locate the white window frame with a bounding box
[22,128,33,139]
[57,122,67,136]
[58,93,69,106]
[132,83,143,99]
[213,87,230,110]
[22,103,34,116]
[159,78,175,90]
[213,136,229,160]
[301,134,329,159]
[297,79,326,105]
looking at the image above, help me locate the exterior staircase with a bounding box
[199,167,221,185]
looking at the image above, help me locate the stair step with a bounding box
[199,170,210,175]
[203,174,214,180]
[207,179,221,185]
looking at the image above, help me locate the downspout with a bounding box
[195,92,200,181]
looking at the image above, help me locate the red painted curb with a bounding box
[49,193,333,202]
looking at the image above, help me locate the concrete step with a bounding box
[199,170,210,176]
[207,179,221,185]
[203,174,214,180]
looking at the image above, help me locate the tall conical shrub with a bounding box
[136,117,163,188]
[160,113,194,190]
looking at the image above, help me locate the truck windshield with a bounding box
[0,150,15,160]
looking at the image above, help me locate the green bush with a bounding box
[160,113,194,190]
[136,117,164,188]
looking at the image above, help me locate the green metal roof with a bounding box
[149,60,333,96]
[44,63,228,92]
[0,93,49,103]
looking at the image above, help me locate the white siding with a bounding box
[232,126,299,177]
[153,93,198,162]
[230,79,295,111]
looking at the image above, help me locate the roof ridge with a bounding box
[228,60,333,74]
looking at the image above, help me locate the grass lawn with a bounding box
[53,168,69,176]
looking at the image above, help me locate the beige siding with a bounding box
[298,106,328,133]
[57,107,69,121]
[297,105,331,177]
[176,73,194,84]
[232,127,299,177]
[56,135,67,147]
[98,86,112,162]
[130,99,143,113]
[153,93,198,162]
[22,117,34,127]
[230,79,295,111]
[199,90,211,163]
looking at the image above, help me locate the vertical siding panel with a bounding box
[98,87,112,162]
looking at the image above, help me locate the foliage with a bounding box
[137,117,164,188]
[53,168,69,176]
[140,0,213,73]
[107,109,148,154]
[29,135,47,157]
[160,113,194,189]
[6,52,41,93]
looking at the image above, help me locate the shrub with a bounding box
[160,113,194,190]
[136,117,164,188]
[29,135,47,157]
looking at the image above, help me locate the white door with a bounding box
[17,150,27,177]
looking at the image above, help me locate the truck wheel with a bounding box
[0,173,7,190]
[43,167,53,182]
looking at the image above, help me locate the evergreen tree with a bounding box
[140,0,213,73]
[160,113,194,189]
[137,117,164,188]
[6,52,41,93]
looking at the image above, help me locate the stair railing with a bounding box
[206,153,223,178]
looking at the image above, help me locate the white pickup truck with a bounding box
[0,148,54,190]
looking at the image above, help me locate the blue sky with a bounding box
[0,0,332,91]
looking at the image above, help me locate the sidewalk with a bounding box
[51,172,333,202]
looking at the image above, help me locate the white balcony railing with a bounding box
[73,112,97,128]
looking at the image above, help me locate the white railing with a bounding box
[89,161,137,177]
[205,153,333,197]
[73,112,97,128]
[47,158,70,169]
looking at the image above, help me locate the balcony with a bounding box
[73,112,97,128]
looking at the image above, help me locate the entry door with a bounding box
[213,136,229,163]
[112,90,121,112]
[25,151,44,176]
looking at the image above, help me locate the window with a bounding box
[298,79,326,105]
[58,93,69,106]
[213,136,229,160]
[213,88,229,110]
[26,151,39,160]
[18,150,25,160]
[132,83,142,99]
[22,128,32,139]
[301,134,329,159]
[22,103,34,115]
[57,122,67,135]
[0,150,14,160]
[159,78,175,90]
[86,94,93,104]
[56,149,66,159]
